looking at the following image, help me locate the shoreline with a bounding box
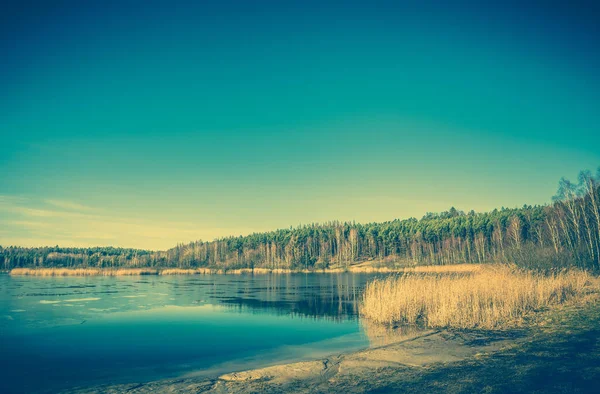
[65,326,520,394]
[64,297,600,393]
[9,263,483,276]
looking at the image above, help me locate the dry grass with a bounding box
[160,268,214,275]
[345,266,395,273]
[160,268,302,274]
[9,263,484,276]
[360,318,431,348]
[361,265,595,329]
[400,264,483,274]
[8,267,301,276]
[10,268,159,276]
[345,263,483,274]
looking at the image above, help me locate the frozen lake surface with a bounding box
[0,272,390,393]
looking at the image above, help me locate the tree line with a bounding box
[2,168,599,271]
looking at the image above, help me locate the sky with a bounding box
[1,0,599,250]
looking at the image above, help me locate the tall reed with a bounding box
[361,265,592,329]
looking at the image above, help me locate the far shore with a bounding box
[9,263,483,276]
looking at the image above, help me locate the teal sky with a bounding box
[1,1,599,250]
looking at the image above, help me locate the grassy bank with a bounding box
[361,265,596,329]
[9,263,484,276]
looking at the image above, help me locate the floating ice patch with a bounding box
[40,300,61,304]
[10,309,26,313]
[65,298,100,302]
[122,295,146,298]
[88,307,118,312]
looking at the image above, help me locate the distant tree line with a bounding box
[0,246,152,271]
[2,168,599,271]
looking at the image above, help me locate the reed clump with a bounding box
[346,263,482,274]
[400,264,483,274]
[361,265,594,329]
[159,268,213,275]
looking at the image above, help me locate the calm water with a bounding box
[0,272,395,393]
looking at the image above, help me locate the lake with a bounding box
[0,272,397,393]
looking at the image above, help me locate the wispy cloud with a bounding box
[7,206,60,218]
[0,194,256,250]
[71,232,117,240]
[0,195,29,204]
[45,199,94,212]
[7,220,52,229]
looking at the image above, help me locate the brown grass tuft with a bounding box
[159,268,213,275]
[360,265,594,329]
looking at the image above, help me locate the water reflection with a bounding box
[215,273,367,320]
[0,272,403,394]
[1,272,388,330]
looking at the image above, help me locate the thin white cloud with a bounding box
[45,199,94,212]
[70,232,117,240]
[0,194,259,250]
[6,220,52,229]
[6,206,59,218]
[0,195,30,204]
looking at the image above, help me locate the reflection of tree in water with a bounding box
[213,273,380,321]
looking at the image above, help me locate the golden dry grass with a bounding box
[9,263,483,276]
[360,265,594,329]
[400,264,483,274]
[8,267,300,276]
[360,318,431,348]
[346,263,483,274]
[160,268,214,275]
[160,268,301,274]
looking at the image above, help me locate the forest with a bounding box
[2,168,599,272]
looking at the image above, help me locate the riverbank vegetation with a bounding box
[8,267,279,276]
[2,168,599,272]
[361,265,596,329]
[8,263,484,276]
